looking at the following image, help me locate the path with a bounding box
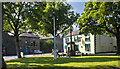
[3,53,51,61]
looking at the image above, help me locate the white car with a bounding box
[34,50,42,54]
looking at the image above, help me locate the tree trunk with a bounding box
[2,56,6,69]
[15,35,21,58]
[70,26,72,56]
[116,36,120,55]
[1,3,6,69]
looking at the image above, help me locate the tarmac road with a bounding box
[3,53,51,61]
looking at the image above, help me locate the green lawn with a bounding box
[6,55,120,69]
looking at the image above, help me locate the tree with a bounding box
[64,11,80,56]
[27,2,80,56]
[1,3,6,69]
[76,2,120,54]
[2,56,6,69]
[40,39,54,53]
[3,2,34,58]
[27,2,79,36]
[25,2,46,34]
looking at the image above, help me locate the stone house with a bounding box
[19,32,40,54]
[2,32,40,55]
[63,30,117,54]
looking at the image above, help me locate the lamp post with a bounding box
[53,12,57,60]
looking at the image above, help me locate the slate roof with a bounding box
[20,32,40,38]
[66,30,80,36]
[40,34,63,39]
[40,34,54,39]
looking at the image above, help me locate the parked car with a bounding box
[33,50,42,54]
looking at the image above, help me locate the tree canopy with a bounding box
[76,2,120,54]
[3,2,35,58]
[27,2,80,36]
[3,2,34,34]
[3,2,80,58]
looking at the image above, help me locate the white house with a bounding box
[63,30,117,54]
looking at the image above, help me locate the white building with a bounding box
[63,30,117,54]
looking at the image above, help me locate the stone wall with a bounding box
[2,32,40,55]
[19,37,40,54]
[2,32,16,55]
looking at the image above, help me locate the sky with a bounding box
[68,2,85,31]
[68,2,85,14]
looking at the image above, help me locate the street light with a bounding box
[53,12,57,60]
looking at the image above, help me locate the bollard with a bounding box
[21,52,24,58]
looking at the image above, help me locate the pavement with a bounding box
[3,53,51,61]
[96,53,116,54]
[3,53,117,61]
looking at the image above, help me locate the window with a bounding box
[85,34,90,42]
[113,46,116,50]
[33,41,35,46]
[75,45,79,51]
[85,34,90,36]
[65,37,69,43]
[81,46,83,48]
[78,37,81,42]
[25,40,28,44]
[85,38,90,41]
[85,44,91,51]
[74,36,78,42]
[31,42,33,46]
[64,46,67,50]
[25,40,29,46]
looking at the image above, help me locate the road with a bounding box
[3,53,51,61]
[96,53,116,54]
[3,53,116,61]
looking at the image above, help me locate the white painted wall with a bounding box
[63,34,95,54]
[96,35,116,52]
[89,34,95,54]
[63,33,116,54]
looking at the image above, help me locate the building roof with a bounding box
[4,32,40,38]
[66,30,80,37]
[20,32,40,38]
[40,34,54,39]
[40,34,63,39]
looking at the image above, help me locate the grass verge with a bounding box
[6,54,120,69]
